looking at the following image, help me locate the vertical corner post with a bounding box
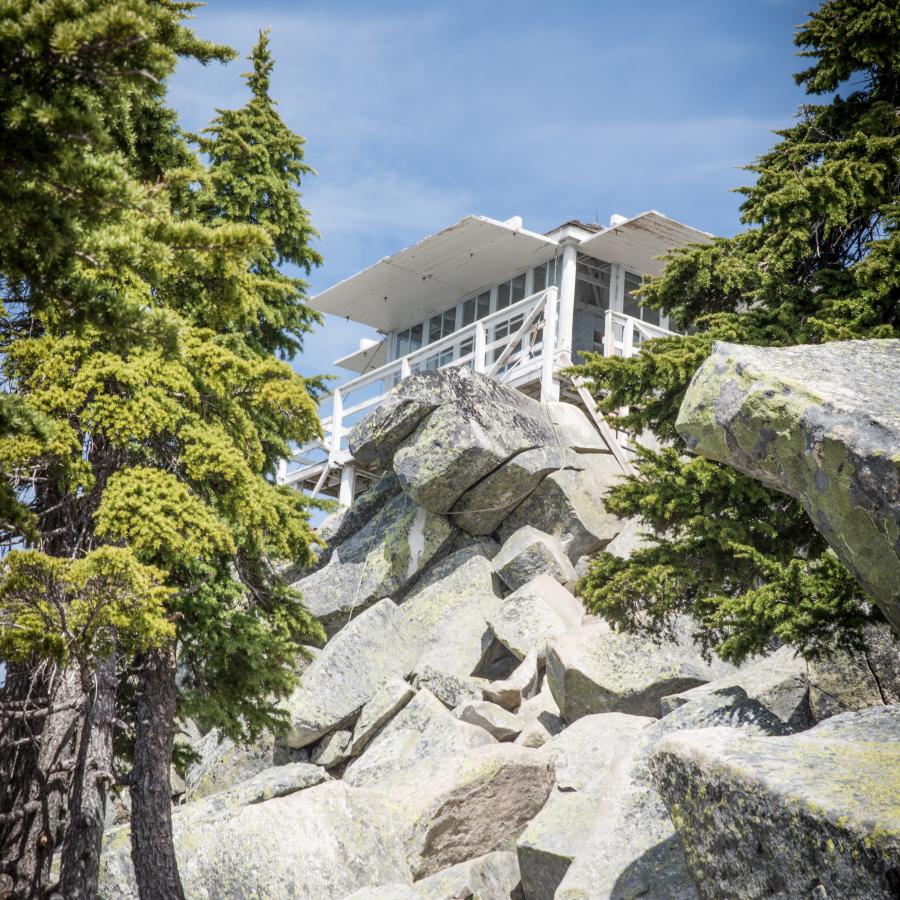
[540,288,559,402]
[557,242,578,356]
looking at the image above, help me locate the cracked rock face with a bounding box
[283,598,419,748]
[676,339,900,634]
[291,490,455,637]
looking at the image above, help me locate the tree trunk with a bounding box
[130,644,184,900]
[57,653,117,899]
[0,662,84,899]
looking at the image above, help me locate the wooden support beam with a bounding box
[486,293,547,378]
[310,462,331,498]
[571,377,637,478]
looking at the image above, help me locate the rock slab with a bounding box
[676,339,900,635]
[364,743,555,879]
[651,705,900,900]
[284,598,418,748]
[492,525,577,591]
[291,490,455,636]
[546,619,732,722]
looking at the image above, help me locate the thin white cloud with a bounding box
[168,1,803,367]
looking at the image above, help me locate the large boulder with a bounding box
[807,622,900,721]
[409,851,521,900]
[400,546,504,678]
[552,651,805,900]
[349,677,415,756]
[516,792,597,900]
[413,666,485,709]
[497,452,626,562]
[311,730,353,769]
[541,712,655,793]
[546,619,733,722]
[544,400,610,453]
[487,574,584,662]
[363,743,555,879]
[343,689,495,788]
[453,699,523,742]
[351,367,566,513]
[676,339,900,634]
[660,645,812,732]
[554,733,697,900]
[296,471,402,577]
[100,778,407,900]
[349,852,522,900]
[482,650,540,711]
[283,598,418,748]
[448,446,583,536]
[183,729,308,803]
[291,490,455,636]
[491,525,577,591]
[650,705,900,900]
[516,714,654,899]
[515,680,565,749]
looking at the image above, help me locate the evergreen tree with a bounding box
[190,28,323,358]
[0,7,324,899]
[125,34,327,898]
[0,2,234,893]
[573,0,899,663]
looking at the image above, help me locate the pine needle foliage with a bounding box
[572,0,899,664]
[1,1,325,845]
[188,29,323,359]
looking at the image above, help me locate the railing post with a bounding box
[400,356,411,379]
[338,463,356,507]
[622,318,634,358]
[540,288,559,402]
[330,388,343,458]
[276,458,287,485]
[603,309,615,357]
[474,321,486,372]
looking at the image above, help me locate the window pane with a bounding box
[442,308,456,335]
[512,273,526,303]
[428,316,442,344]
[641,306,661,327]
[497,282,511,309]
[462,298,475,326]
[533,263,547,292]
[409,323,423,350]
[623,272,642,319]
[476,291,490,319]
[575,278,599,308]
[575,259,611,309]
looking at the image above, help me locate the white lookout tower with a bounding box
[278,211,712,505]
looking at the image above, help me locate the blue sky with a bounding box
[170,0,811,381]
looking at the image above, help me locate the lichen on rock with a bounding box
[676,339,900,634]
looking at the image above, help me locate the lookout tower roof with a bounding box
[311,211,711,332]
[312,215,556,332]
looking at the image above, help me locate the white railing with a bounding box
[280,287,560,489]
[278,298,677,493]
[603,309,677,357]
